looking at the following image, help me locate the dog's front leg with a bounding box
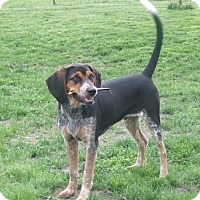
[77,142,98,200]
[59,131,79,198]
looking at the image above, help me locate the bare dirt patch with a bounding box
[11,126,58,144]
[0,120,11,126]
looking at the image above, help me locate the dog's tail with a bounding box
[140,0,163,79]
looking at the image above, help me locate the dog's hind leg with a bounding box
[124,116,148,168]
[59,129,79,198]
[142,110,168,177]
[156,134,168,177]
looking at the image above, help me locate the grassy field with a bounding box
[0,0,199,199]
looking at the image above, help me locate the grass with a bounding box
[167,0,194,10]
[0,0,200,199]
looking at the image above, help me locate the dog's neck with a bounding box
[67,94,82,108]
[60,101,84,119]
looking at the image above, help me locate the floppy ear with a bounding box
[46,67,68,104]
[90,67,101,88]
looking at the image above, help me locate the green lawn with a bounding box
[0,0,199,199]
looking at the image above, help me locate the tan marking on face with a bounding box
[86,71,95,84]
[73,71,85,79]
[66,71,86,93]
[66,69,96,107]
[66,80,81,94]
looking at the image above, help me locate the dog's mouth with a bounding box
[68,88,111,105]
[72,93,94,104]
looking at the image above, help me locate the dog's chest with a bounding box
[58,104,95,138]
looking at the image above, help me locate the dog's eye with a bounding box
[72,76,82,82]
[89,75,94,82]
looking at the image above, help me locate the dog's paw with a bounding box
[76,188,90,200]
[76,196,86,200]
[159,169,168,178]
[127,162,143,169]
[58,187,76,198]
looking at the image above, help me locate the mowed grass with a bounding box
[0,0,199,199]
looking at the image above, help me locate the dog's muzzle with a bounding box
[72,87,98,104]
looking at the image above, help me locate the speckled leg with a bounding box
[59,130,79,198]
[142,110,168,177]
[156,137,168,177]
[125,116,148,168]
[76,143,97,200]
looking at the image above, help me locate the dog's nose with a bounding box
[87,88,97,96]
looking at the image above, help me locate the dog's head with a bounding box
[46,63,101,106]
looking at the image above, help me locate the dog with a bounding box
[46,0,168,199]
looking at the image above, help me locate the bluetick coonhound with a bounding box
[46,1,168,199]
